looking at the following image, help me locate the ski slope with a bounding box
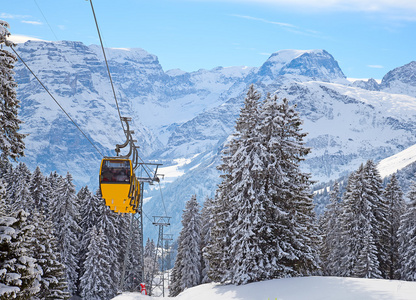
[112,276,416,300]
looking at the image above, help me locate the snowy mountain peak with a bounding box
[257,49,346,83]
[266,49,323,67]
[351,78,381,91]
[382,61,416,87]
[88,44,158,64]
[380,61,416,97]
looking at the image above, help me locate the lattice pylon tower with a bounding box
[162,233,173,293]
[149,216,171,297]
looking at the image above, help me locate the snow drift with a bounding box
[112,276,416,300]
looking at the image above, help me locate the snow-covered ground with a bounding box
[112,276,416,300]
[377,143,416,178]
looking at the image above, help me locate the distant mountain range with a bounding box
[14,40,416,237]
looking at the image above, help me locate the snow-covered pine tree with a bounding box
[398,181,416,281]
[29,166,51,215]
[78,186,103,289]
[169,233,183,297]
[224,93,274,284]
[0,20,26,161]
[8,167,33,213]
[203,193,229,283]
[5,163,31,208]
[49,172,81,296]
[144,238,157,286]
[80,226,113,300]
[0,178,6,216]
[383,173,405,279]
[0,177,21,299]
[258,95,319,278]
[114,212,131,281]
[207,89,319,284]
[338,164,382,278]
[170,195,202,295]
[205,84,261,283]
[0,209,41,299]
[200,196,214,283]
[0,213,21,298]
[123,215,143,292]
[78,186,102,233]
[96,198,122,296]
[30,210,70,299]
[319,181,342,276]
[0,154,13,186]
[363,160,390,279]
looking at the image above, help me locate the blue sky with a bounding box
[2,0,416,79]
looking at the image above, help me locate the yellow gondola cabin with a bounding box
[99,158,140,213]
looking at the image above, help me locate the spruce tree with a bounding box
[78,186,102,232]
[29,166,51,214]
[170,195,202,295]
[144,238,156,286]
[383,173,405,279]
[0,20,26,161]
[8,168,33,213]
[31,210,69,299]
[169,233,184,297]
[80,226,113,300]
[78,186,103,290]
[0,209,41,299]
[114,212,131,284]
[364,160,390,278]
[207,88,319,284]
[200,197,214,283]
[123,215,143,292]
[260,96,319,277]
[206,84,261,282]
[96,198,121,296]
[5,163,31,207]
[49,172,81,296]
[319,181,342,276]
[338,164,382,278]
[0,178,20,298]
[398,182,416,281]
[225,106,273,284]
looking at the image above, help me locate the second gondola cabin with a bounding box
[99,158,140,213]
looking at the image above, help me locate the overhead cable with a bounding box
[88,0,126,135]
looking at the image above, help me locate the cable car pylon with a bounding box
[149,216,171,297]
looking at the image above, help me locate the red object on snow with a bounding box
[140,283,147,295]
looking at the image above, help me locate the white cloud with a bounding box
[8,34,46,44]
[226,0,416,12]
[21,20,43,25]
[231,14,295,28]
[0,13,31,19]
[368,65,384,69]
[231,14,325,38]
